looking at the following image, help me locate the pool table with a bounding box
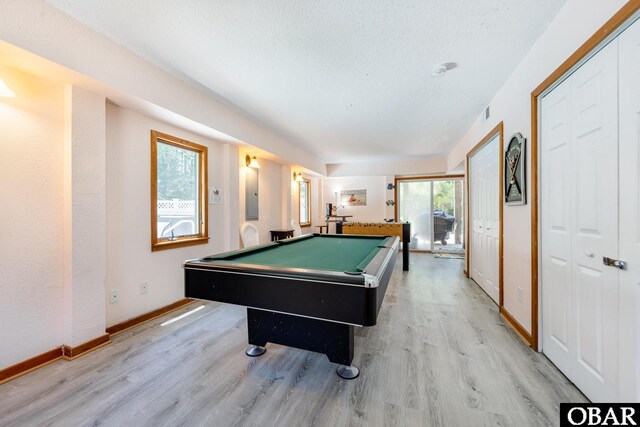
[183,233,399,379]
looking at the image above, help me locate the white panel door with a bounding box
[541,40,619,402]
[541,76,573,379]
[484,137,500,302]
[470,134,500,303]
[570,40,619,402]
[618,22,640,402]
[470,151,485,287]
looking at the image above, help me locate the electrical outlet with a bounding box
[517,287,524,303]
[141,282,149,294]
[110,290,119,304]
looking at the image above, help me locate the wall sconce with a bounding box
[0,78,16,98]
[292,171,304,182]
[245,155,260,168]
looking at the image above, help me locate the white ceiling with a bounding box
[47,0,566,164]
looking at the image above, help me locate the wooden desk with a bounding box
[336,222,411,271]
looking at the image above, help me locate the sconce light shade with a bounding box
[0,79,15,98]
[245,155,260,168]
[293,171,304,182]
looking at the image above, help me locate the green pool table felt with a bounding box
[216,235,390,273]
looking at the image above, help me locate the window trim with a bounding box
[298,177,312,227]
[150,130,209,252]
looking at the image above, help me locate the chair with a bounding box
[291,220,302,236]
[240,223,259,247]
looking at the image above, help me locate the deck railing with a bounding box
[157,200,196,216]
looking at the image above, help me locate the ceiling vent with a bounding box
[483,105,491,122]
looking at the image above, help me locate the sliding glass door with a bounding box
[398,181,432,251]
[397,177,464,253]
[432,179,464,252]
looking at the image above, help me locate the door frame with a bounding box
[465,122,504,308]
[394,174,464,253]
[531,0,640,351]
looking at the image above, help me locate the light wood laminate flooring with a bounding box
[0,254,586,426]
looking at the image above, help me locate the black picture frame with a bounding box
[504,133,526,205]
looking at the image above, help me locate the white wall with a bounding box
[222,144,240,252]
[0,75,246,367]
[328,156,446,177]
[322,176,391,232]
[105,103,237,326]
[238,156,283,245]
[281,165,293,231]
[308,176,323,232]
[63,85,107,346]
[0,67,65,369]
[446,0,628,334]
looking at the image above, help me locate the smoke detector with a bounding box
[431,64,448,77]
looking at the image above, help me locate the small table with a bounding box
[326,214,353,223]
[315,225,328,234]
[326,215,353,233]
[270,229,294,241]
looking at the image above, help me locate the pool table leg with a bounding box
[336,364,360,379]
[245,345,266,357]
[246,308,360,379]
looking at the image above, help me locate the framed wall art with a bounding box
[504,132,526,205]
[340,189,367,206]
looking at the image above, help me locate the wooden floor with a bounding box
[0,254,586,427]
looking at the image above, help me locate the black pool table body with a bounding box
[183,233,400,378]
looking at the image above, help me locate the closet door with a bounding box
[618,22,640,402]
[541,76,573,380]
[570,40,619,402]
[484,137,500,302]
[470,151,485,289]
[469,134,500,303]
[541,40,619,402]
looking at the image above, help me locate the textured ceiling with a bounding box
[47,0,566,163]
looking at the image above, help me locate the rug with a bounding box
[433,253,465,259]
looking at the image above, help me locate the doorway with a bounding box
[395,176,464,253]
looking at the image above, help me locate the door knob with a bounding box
[603,257,626,270]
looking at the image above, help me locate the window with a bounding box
[298,178,311,226]
[151,130,208,251]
